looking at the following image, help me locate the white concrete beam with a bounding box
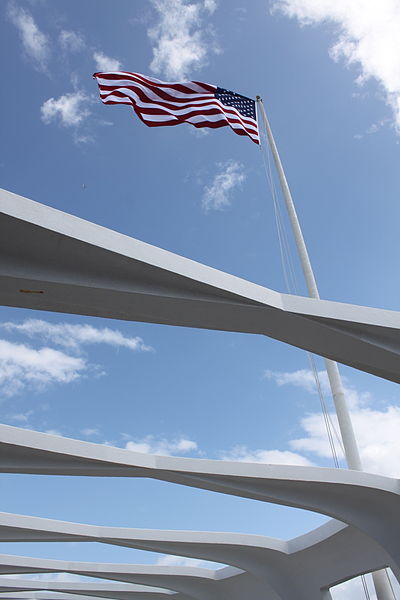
[0,580,183,600]
[0,513,393,599]
[0,426,399,584]
[1,188,399,382]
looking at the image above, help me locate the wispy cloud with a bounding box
[273,0,400,132]
[148,0,219,79]
[330,570,399,599]
[220,368,400,476]
[202,160,246,212]
[7,409,34,423]
[125,435,198,456]
[330,575,374,600]
[93,50,122,71]
[8,2,50,72]
[41,91,91,128]
[59,30,85,53]
[266,367,400,477]
[156,554,222,569]
[264,368,370,409]
[81,427,100,437]
[0,339,86,398]
[221,445,314,466]
[291,406,400,477]
[128,430,313,468]
[1,573,87,582]
[156,555,208,567]
[0,319,152,397]
[265,367,320,394]
[2,319,151,353]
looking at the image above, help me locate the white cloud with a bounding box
[329,571,399,600]
[190,127,210,138]
[8,410,34,423]
[291,406,400,477]
[156,554,223,569]
[202,160,246,212]
[330,575,376,600]
[0,320,151,397]
[264,368,370,409]
[45,428,62,436]
[1,319,151,353]
[265,367,319,394]
[289,410,344,459]
[203,0,217,12]
[81,427,100,437]
[0,573,86,582]
[0,339,86,397]
[266,367,400,477]
[8,3,50,72]
[73,132,94,145]
[221,445,314,466]
[125,435,198,456]
[59,30,85,53]
[332,571,400,600]
[273,0,400,132]
[148,0,219,79]
[93,51,122,71]
[41,91,91,127]
[156,555,207,567]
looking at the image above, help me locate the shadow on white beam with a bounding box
[0,594,178,600]
[0,512,394,600]
[0,581,184,600]
[0,568,255,600]
[0,188,399,382]
[1,424,399,585]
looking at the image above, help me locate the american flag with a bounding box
[93,71,260,144]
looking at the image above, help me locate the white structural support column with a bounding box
[256,98,394,599]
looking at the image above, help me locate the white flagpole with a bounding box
[256,97,395,600]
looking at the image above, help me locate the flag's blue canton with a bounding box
[215,87,256,120]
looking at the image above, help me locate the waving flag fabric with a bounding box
[93,71,259,144]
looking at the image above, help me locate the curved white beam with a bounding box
[1,425,399,584]
[0,594,171,600]
[0,592,181,600]
[0,188,399,381]
[0,563,261,600]
[0,513,394,600]
[0,580,184,600]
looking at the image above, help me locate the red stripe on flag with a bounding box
[93,71,259,144]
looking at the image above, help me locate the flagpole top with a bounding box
[256,95,262,101]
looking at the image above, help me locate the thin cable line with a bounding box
[258,113,395,600]
[260,137,341,468]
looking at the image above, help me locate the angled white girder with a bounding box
[0,567,258,600]
[1,187,399,600]
[0,512,393,600]
[1,187,400,382]
[0,594,167,600]
[1,424,399,590]
[0,580,184,600]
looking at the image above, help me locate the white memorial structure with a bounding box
[0,187,400,599]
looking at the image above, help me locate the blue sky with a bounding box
[1,1,400,597]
